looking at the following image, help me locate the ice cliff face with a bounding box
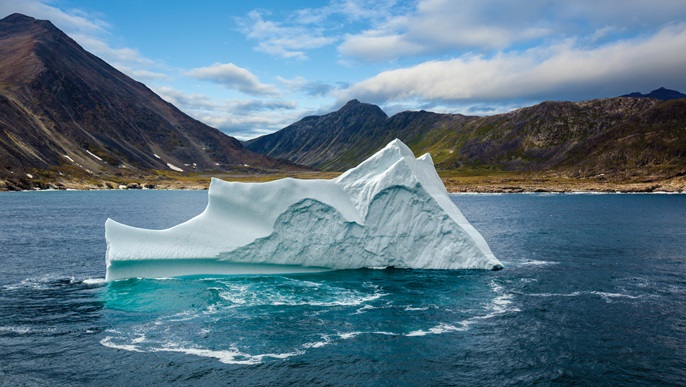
[105,140,502,280]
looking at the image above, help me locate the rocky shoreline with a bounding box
[442,175,686,193]
[2,174,684,193]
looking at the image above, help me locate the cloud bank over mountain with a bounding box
[1,0,685,139]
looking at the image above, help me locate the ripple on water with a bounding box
[99,273,518,365]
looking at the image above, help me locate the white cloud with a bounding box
[293,0,401,23]
[339,32,424,62]
[337,0,686,63]
[185,62,279,96]
[199,113,291,141]
[229,99,297,112]
[237,10,337,60]
[337,23,686,104]
[196,103,306,140]
[338,0,552,62]
[152,86,300,139]
[236,2,403,60]
[277,76,339,96]
[122,68,168,81]
[154,87,220,111]
[68,33,154,66]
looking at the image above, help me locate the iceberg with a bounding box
[105,140,502,281]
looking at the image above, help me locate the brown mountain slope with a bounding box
[246,100,390,170]
[436,97,686,179]
[0,13,292,181]
[246,99,476,170]
[247,96,686,180]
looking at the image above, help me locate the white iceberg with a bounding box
[105,140,502,281]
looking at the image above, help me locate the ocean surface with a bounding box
[1,190,685,385]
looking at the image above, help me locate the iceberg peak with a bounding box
[417,153,433,165]
[105,140,502,280]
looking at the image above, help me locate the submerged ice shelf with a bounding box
[105,140,502,280]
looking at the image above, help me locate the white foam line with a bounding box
[159,310,197,323]
[223,290,386,308]
[338,332,361,340]
[526,291,642,300]
[353,304,376,314]
[590,291,640,298]
[404,306,430,311]
[521,260,559,266]
[304,330,399,349]
[0,326,31,334]
[102,333,303,365]
[308,292,386,307]
[2,275,79,290]
[100,337,143,352]
[83,278,106,285]
[526,292,582,297]
[302,335,331,349]
[299,280,324,287]
[219,291,247,305]
[405,280,518,337]
[150,347,253,365]
[132,335,147,344]
[406,323,465,337]
[153,345,304,365]
[103,328,402,366]
[372,331,397,336]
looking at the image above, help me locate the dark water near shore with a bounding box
[1,191,685,385]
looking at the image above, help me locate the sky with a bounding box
[1,0,686,140]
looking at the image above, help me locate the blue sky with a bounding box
[1,0,686,140]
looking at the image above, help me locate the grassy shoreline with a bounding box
[2,171,684,193]
[441,173,686,193]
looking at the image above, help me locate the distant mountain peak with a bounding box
[0,13,54,30]
[0,13,65,47]
[338,99,388,118]
[621,87,686,101]
[340,99,372,110]
[1,13,37,23]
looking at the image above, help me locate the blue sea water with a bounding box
[1,190,685,385]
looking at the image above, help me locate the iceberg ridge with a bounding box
[105,139,502,280]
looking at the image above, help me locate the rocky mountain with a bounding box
[0,13,292,183]
[246,99,475,171]
[621,87,686,100]
[247,95,686,179]
[246,100,389,170]
[436,97,686,179]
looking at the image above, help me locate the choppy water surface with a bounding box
[1,191,685,385]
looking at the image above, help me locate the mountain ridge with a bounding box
[621,87,686,100]
[0,13,295,186]
[246,99,390,170]
[247,93,686,179]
